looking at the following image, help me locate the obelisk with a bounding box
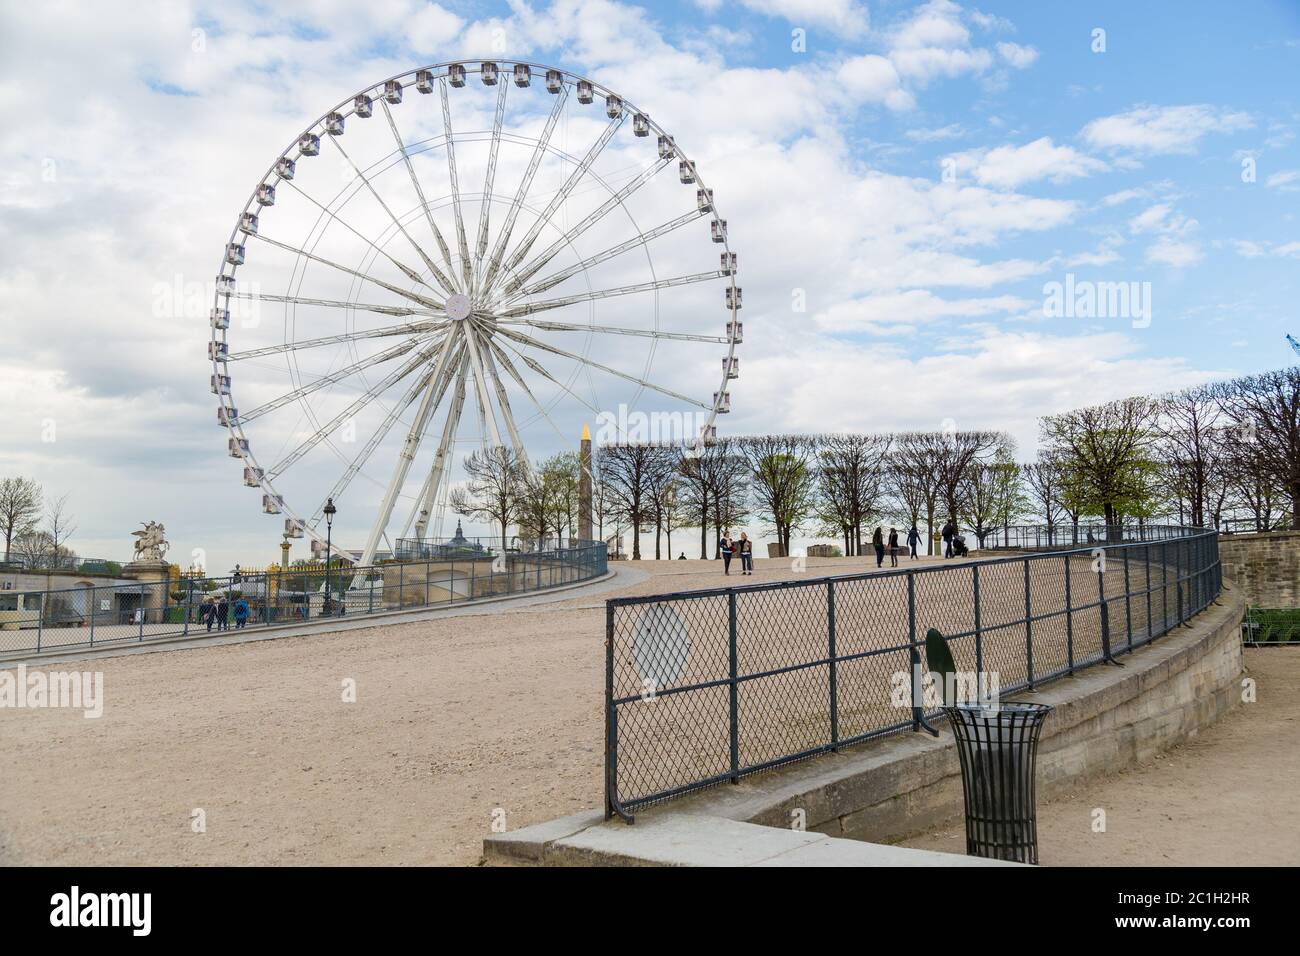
[579,423,593,542]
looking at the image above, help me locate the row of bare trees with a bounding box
[444,365,1300,559]
[0,477,77,568]
[1036,366,1300,533]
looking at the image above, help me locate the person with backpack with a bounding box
[233,596,250,630]
[872,526,885,568]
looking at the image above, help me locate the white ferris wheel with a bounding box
[209,60,741,567]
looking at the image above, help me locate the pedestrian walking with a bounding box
[216,594,230,631]
[739,532,753,574]
[202,597,215,632]
[233,596,250,630]
[888,527,899,567]
[872,526,885,568]
[907,523,921,560]
[719,532,734,576]
[942,519,957,558]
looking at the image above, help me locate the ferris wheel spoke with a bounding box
[485,114,625,301]
[240,337,428,424]
[490,317,728,344]
[439,78,475,292]
[252,234,444,311]
[282,178,453,297]
[357,329,462,566]
[326,133,458,298]
[267,336,447,478]
[473,80,509,293]
[378,98,461,294]
[405,355,471,540]
[490,335,601,416]
[315,337,466,525]
[509,208,707,300]
[488,337,598,448]
[497,270,725,318]
[226,320,440,361]
[492,157,673,303]
[480,86,569,296]
[495,326,712,410]
[230,290,441,324]
[476,327,528,462]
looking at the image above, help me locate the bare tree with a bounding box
[601,443,662,560]
[645,446,683,560]
[1218,368,1300,526]
[1022,456,1063,530]
[816,433,890,555]
[1159,384,1226,528]
[450,448,526,548]
[893,433,945,554]
[1040,397,1161,533]
[0,477,42,563]
[738,435,818,557]
[44,494,77,569]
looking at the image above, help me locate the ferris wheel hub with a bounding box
[445,293,472,321]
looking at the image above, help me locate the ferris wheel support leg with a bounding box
[463,326,504,448]
[407,357,470,541]
[356,331,460,570]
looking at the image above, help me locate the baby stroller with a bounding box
[952,533,970,557]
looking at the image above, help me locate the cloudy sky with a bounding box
[1,0,1298,570]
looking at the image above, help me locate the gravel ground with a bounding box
[0,554,934,866]
[2,552,1277,867]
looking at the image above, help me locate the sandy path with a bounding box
[0,554,927,866]
[899,647,1300,866]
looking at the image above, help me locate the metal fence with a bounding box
[604,524,1221,821]
[0,538,607,658]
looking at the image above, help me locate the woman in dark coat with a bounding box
[719,533,734,576]
[872,526,885,568]
[888,528,899,567]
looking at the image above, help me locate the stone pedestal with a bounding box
[121,559,172,624]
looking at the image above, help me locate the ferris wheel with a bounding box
[210,60,740,567]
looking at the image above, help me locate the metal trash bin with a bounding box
[946,701,1053,864]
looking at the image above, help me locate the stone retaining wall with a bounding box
[1219,531,1300,607]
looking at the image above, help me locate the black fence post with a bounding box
[728,589,740,784]
[827,579,839,752]
[1064,552,1074,675]
[1123,548,1133,650]
[1023,558,1034,689]
[973,563,983,677]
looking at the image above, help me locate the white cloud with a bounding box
[716,0,870,37]
[837,54,914,110]
[949,137,1108,189]
[814,290,1032,332]
[1080,104,1254,155]
[1265,169,1300,191]
[1146,238,1204,268]
[996,41,1039,69]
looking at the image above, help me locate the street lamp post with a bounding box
[323,498,337,617]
